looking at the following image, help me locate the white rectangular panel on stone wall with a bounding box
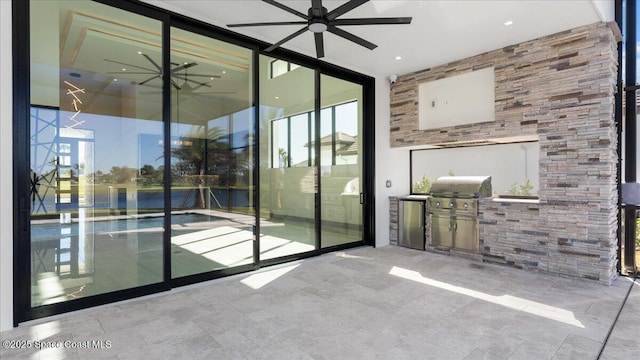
[418,67,495,130]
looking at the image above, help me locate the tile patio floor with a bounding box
[1,246,638,359]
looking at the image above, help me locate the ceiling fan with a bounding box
[105,53,221,91]
[227,0,412,58]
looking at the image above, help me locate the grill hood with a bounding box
[429,176,492,198]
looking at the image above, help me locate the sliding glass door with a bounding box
[259,56,317,260]
[320,75,363,248]
[258,57,365,260]
[168,27,255,278]
[29,0,164,306]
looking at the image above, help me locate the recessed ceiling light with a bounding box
[122,68,126,71]
[395,56,402,60]
[504,20,513,26]
[113,78,118,82]
[210,77,215,80]
[222,71,227,74]
[274,96,279,99]
[137,51,142,54]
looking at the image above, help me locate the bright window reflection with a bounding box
[411,141,539,196]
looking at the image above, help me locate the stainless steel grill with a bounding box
[428,176,492,252]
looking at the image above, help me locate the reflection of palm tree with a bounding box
[171,127,227,174]
[171,126,228,208]
[278,148,289,168]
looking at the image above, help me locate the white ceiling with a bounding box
[142,0,613,78]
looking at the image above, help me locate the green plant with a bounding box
[448,170,455,176]
[636,219,640,248]
[413,174,431,193]
[506,182,519,195]
[506,178,534,196]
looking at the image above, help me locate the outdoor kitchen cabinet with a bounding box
[430,213,478,252]
[398,198,426,250]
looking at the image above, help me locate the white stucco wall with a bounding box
[374,75,412,247]
[0,0,14,332]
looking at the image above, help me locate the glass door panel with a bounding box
[29,0,163,306]
[320,75,363,248]
[259,56,317,260]
[169,27,255,278]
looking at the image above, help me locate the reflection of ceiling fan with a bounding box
[227,0,412,58]
[105,53,221,90]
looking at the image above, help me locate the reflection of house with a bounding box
[303,132,358,166]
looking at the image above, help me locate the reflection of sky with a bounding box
[58,107,254,173]
[59,110,163,173]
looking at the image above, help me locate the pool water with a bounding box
[31,213,215,241]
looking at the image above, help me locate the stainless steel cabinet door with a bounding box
[400,200,425,250]
[453,216,478,252]
[430,214,453,248]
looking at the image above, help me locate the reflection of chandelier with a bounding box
[64,80,86,129]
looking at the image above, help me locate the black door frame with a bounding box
[617,0,639,275]
[12,0,375,326]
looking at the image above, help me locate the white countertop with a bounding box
[490,197,540,204]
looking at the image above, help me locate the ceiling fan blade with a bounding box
[142,53,162,71]
[315,32,325,58]
[228,21,308,27]
[311,0,323,17]
[106,71,157,75]
[170,78,181,90]
[181,74,221,78]
[171,62,198,73]
[139,75,161,86]
[262,0,308,19]
[104,59,156,72]
[265,26,309,52]
[327,25,376,50]
[331,17,412,26]
[173,75,212,88]
[326,0,368,21]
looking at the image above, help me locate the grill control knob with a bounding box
[435,201,440,207]
[449,202,454,208]
[464,203,469,209]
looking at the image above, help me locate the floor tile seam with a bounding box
[470,344,519,360]
[553,333,572,359]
